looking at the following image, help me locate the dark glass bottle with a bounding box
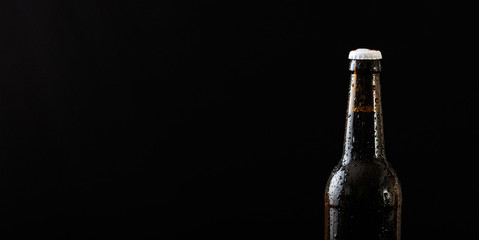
[324,49,402,240]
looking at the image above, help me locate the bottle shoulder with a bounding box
[325,158,402,208]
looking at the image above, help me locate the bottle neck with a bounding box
[342,60,385,165]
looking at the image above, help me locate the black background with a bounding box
[1,0,477,239]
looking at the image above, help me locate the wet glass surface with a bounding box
[325,60,402,240]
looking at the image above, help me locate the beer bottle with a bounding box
[324,49,402,240]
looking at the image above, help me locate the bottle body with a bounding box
[324,57,402,240]
[325,157,402,239]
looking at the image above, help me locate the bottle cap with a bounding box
[348,48,382,60]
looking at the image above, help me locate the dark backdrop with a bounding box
[0,0,476,239]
